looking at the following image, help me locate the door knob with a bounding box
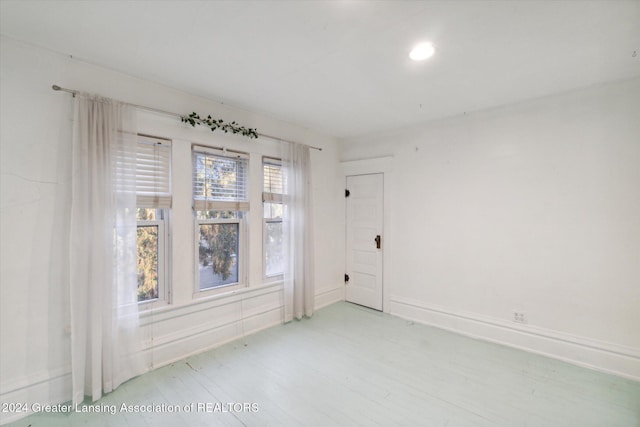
[375,235,381,249]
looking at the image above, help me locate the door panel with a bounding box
[346,174,383,310]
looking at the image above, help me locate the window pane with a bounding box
[137,208,157,221]
[263,202,283,219]
[196,210,242,220]
[198,223,239,289]
[263,162,285,194]
[193,152,248,202]
[137,225,159,302]
[136,138,171,198]
[265,220,284,277]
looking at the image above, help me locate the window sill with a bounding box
[137,299,170,312]
[263,274,284,284]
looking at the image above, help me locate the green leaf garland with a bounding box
[180,112,259,139]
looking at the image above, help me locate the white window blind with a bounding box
[136,135,172,208]
[263,158,285,203]
[192,146,249,211]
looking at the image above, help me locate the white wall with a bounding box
[0,36,344,422]
[341,77,640,379]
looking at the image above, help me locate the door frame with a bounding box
[345,173,384,310]
[341,156,393,313]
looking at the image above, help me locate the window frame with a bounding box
[194,213,246,295]
[262,157,285,281]
[192,145,250,297]
[134,134,172,309]
[263,213,284,280]
[136,208,170,307]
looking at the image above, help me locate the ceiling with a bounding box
[1,1,639,139]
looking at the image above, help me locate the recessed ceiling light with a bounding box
[409,42,435,61]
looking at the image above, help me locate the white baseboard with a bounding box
[1,282,347,425]
[315,285,345,310]
[144,306,283,370]
[0,285,286,426]
[0,367,71,425]
[389,296,640,381]
[149,283,344,370]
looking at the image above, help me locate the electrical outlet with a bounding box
[512,310,527,324]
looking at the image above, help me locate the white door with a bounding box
[345,174,383,311]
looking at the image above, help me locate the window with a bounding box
[135,135,171,304]
[136,208,166,302]
[192,146,248,292]
[263,158,285,278]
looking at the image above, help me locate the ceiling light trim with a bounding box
[409,42,436,61]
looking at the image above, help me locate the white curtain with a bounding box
[69,94,145,404]
[282,142,315,321]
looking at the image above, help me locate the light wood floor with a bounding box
[5,302,639,426]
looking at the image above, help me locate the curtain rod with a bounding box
[52,85,322,151]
